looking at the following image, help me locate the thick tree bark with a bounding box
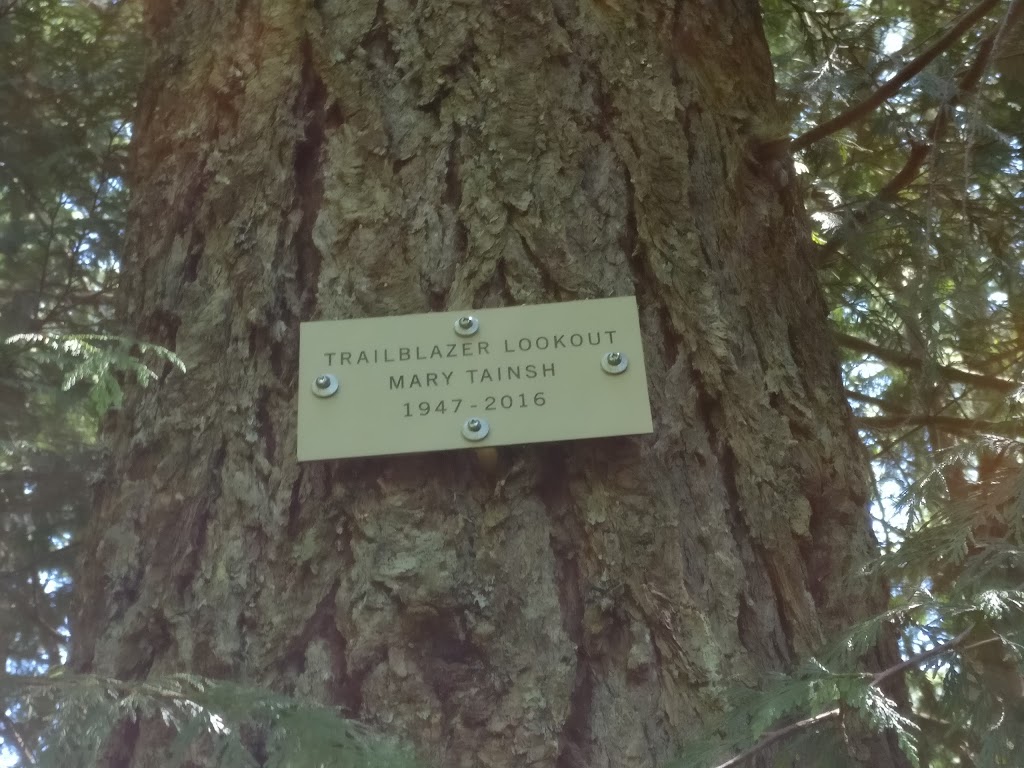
[74,1,903,766]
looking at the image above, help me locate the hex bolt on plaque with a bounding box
[312,373,339,397]
[454,315,480,336]
[461,417,490,441]
[601,351,628,374]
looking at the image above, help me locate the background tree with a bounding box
[729,1,1024,765]
[1,0,140,762]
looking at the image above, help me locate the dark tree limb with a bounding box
[993,0,1024,62]
[859,415,1024,438]
[834,331,1019,394]
[873,626,976,687]
[875,35,996,202]
[780,0,999,154]
[710,626,976,768]
[818,0,1018,263]
[711,709,841,768]
[0,711,37,766]
[846,389,909,414]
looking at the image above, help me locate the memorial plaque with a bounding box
[297,296,653,460]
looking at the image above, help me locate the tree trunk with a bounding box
[73,1,902,766]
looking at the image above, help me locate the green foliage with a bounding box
[677,592,1022,767]
[6,331,186,415]
[0,673,420,768]
[3,0,1024,766]
[672,1,1024,765]
[0,0,145,763]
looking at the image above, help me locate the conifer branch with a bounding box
[858,415,1024,438]
[710,708,842,768]
[710,626,976,768]
[992,0,1024,62]
[0,711,37,766]
[874,34,996,202]
[871,625,975,686]
[845,390,909,414]
[820,0,1019,263]
[783,0,999,153]
[1,672,199,704]
[0,672,418,767]
[834,331,1019,394]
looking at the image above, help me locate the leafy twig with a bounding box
[710,708,841,768]
[780,0,999,153]
[709,626,976,768]
[872,625,975,687]
[835,331,1019,394]
[874,34,996,202]
[0,710,37,766]
[819,0,1014,263]
[859,415,1024,438]
[992,0,1024,62]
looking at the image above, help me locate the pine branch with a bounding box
[710,708,841,768]
[709,626,977,768]
[781,0,1000,153]
[872,625,975,687]
[0,672,419,768]
[858,415,1024,438]
[875,34,996,202]
[819,0,1018,263]
[846,389,909,414]
[0,672,188,703]
[993,0,1024,61]
[834,331,1019,394]
[0,711,37,766]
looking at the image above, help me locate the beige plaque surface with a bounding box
[297,296,653,460]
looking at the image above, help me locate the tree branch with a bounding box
[775,0,999,154]
[875,34,996,201]
[0,711,37,766]
[7,587,68,648]
[711,708,842,768]
[834,331,1019,394]
[818,0,1021,264]
[872,625,976,687]
[846,389,909,414]
[858,415,1024,438]
[710,625,977,768]
[993,0,1024,62]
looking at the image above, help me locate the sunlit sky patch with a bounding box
[882,29,906,54]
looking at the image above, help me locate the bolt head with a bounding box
[454,314,480,336]
[601,351,628,375]
[315,375,331,389]
[467,418,482,432]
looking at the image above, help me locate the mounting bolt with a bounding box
[601,351,628,375]
[462,417,489,441]
[312,373,339,397]
[454,315,480,336]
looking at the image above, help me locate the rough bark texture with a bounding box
[74,1,902,766]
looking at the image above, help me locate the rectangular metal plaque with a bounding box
[297,296,653,460]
